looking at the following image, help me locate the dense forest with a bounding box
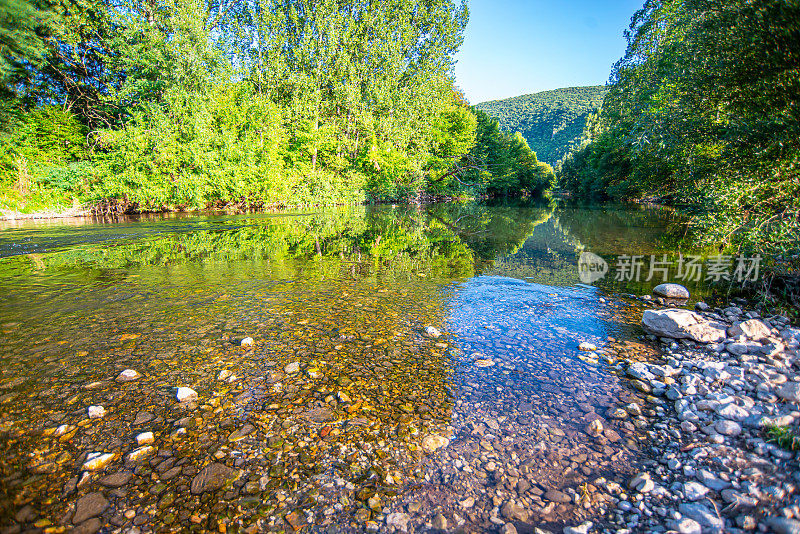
[0,0,554,214]
[475,86,607,165]
[558,0,800,261]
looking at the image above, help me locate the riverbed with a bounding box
[0,203,715,532]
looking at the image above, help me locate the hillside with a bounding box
[475,86,608,165]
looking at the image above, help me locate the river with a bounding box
[0,202,715,532]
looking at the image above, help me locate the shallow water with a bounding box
[0,203,704,532]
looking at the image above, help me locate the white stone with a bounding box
[739,319,771,341]
[177,387,198,402]
[284,362,300,374]
[578,342,597,351]
[88,405,106,419]
[126,445,154,463]
[136,431,154,446]
[240,337,254,347]
[653,283,690,299]
[424,326,442,338]
[82,452,115,471]
[116,369,142,382]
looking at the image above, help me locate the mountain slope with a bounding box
[475,86,608,165]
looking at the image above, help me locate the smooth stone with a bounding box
[82,452,115,471]
[501,501,529,522]
[228,424,256,441]
[653,283,690,299]
[432,513,447,530]
[136,432,154,446]
[176,387,198,402]
[116,369,141,382]
[284,362,300,374]
[98,472,133,487]
[125,445,154,463]
[474,359,495,367]
[241,337,254,347]
[739,319,772,341]
[628,472,655,493]
[72,518,102,534]
[73,492,109,524]
[678,502,724,534]
[715,420,742,436]
[675,517,702,534]
[190,463,240,494]
[778,382,800,402]
[544,489,572,503]
[563,522,593,534]
[578,342,597,351]
[88,405,106,419]
[424,326,442,338]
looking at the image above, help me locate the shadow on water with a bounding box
[0,202,692,532]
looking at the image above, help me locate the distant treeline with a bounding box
[558,0,800,260]
[0,0,554,214]
[475,86,608,165]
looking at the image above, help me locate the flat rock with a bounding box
[190,462,240,494]
[73,492,109,524]
[678,502,724,534]
[386,512,411,533]
[684,481,709,501]
[228,423,256,441]
[72,518,102,534]
[284,362,300,374]
[778,382,800,402]
[642,309,726,343]
[653,283,690,299]
[739,318,772,341]
[98,471,133,487]
[544,489,571,503]
[133,411,154,425]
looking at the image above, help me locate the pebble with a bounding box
[82,452,115,471]
[136,431,154,445]
[578,342,597,351]
[87,405,106,419]
[240,337,254,347]
[284,362,300,374]
[176,387,197,402]
[116,369,141,382]
[424,326,441,338]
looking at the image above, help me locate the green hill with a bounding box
[475,86,608,165]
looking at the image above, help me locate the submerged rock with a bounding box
[642,309,726,343]
[424,326,442,338]
[87,405,106,419]
[82,452,115,471]
[190,462,239,494]
[116,369,141,382]
[176,387,198,402]
[421,434,449,452]
[72,492,108,524]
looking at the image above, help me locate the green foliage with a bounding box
[92,83,287,209]
[1,0,557,212]
[558,0,800,261]
[765,425,800,451]
[451,109,555,198]
[475,86,608,164]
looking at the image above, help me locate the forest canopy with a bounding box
[558,0,800,260]
[0,0,554,213]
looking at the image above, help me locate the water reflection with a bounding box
[0,202,693,532]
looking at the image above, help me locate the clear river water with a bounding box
[0,203,719,533]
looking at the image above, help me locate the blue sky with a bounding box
[454,0,644,104]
